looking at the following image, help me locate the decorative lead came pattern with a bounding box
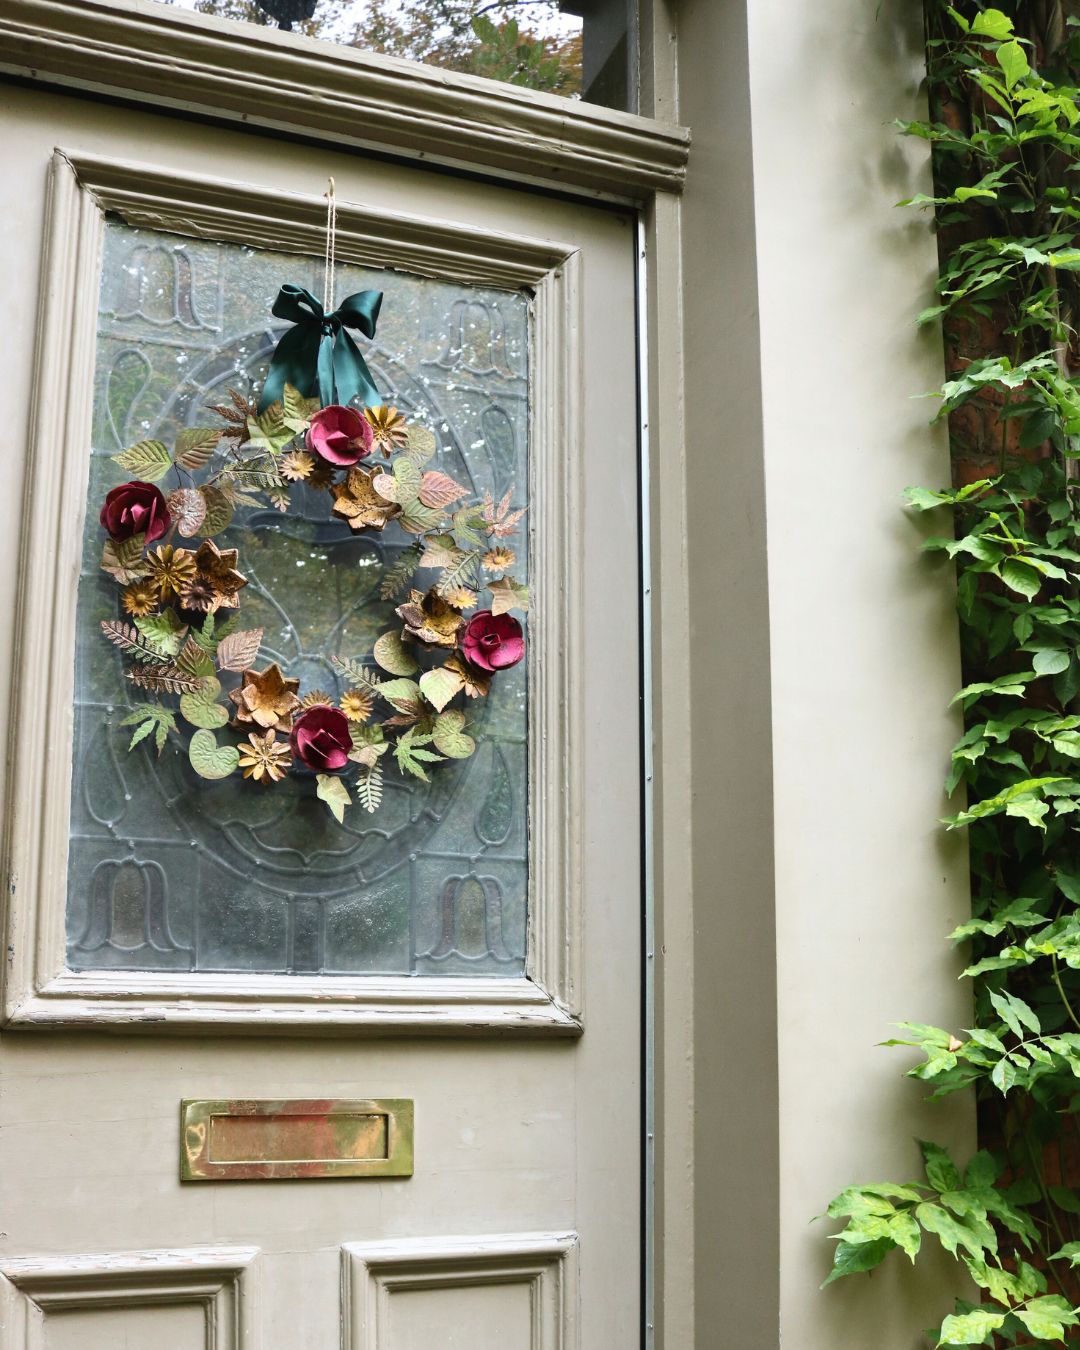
[66,222,529,978]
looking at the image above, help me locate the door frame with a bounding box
[0,3,696,1346]
[2,147,585,1035]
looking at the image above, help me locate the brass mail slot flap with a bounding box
[181,1098,414,1181]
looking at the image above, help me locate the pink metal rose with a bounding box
[99,480,171,543]
[290,704,352,772]
[306,404,374,467]
[460,610,525,672]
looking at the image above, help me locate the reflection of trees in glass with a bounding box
[178,0,583,96]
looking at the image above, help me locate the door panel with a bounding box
[0,80,639,1349]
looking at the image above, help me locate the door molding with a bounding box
[0,0,690,204]
[0,1245,259,1349]
[342,1233,578,1350]
[1,148,584,1035]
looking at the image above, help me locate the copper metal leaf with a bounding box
[200,486,235,535]
[177,635,216,679]
[215,627,264,673]
[174,426,221,471]
[125,663,206,694]
[166,487,208,537]
[418,470,469,510]
[100,619,170,664]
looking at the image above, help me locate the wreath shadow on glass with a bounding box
[96,283,529,823]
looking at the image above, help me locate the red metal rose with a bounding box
[100,480,171,543]
[460,610,525,672]
[290,704,352,771]
[306,404,374,467]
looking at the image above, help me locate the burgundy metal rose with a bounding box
[290,704,352,771]
[99,480,171,543]
[306,404,374,467]
[460,610,525,673]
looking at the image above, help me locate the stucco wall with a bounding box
[675,0,975,1344]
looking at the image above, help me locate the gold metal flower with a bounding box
[228,662,301,731]
[179,577,216,613]
[363,405,409,455]
[444,651,492,698]
[395,587,462,647]
[281,449,316,482]
[191,539,247,613]
[330,466,401,532]
[340,689,374,723]
[444,585,478,611]
[482,546,516,573]
[146,545,197,601]
[300,689,334,709]
[122,579,159,617]
[237,729,292,783]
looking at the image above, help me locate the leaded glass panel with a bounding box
[66,221,529,977]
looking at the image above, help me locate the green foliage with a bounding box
[185,0,582,95]
[824,2,1080,1342]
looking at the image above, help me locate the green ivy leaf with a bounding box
[316,773,351,824]
[432,709,476,759]
[179,676,229,730]
[188,728,239,780]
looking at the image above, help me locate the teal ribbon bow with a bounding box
[258,283,383,412]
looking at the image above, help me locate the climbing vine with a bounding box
[823,4,1080,1344]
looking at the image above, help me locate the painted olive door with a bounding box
[0,66,640,1350]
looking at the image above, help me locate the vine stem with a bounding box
[1053,955,1080,1033]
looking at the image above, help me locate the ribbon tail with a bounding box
[316,330,338,407]
[333,329,381,408]
[259,323,320,412]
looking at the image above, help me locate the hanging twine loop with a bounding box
[257,176,383,412]
[322,176,337,314]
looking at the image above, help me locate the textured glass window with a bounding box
[156,1,640,112]
[66,221,528,977]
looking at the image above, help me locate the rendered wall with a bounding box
[675,0,975,1344]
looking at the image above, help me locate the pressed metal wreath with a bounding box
[97,375,529,822]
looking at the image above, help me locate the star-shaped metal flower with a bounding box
[395,588,462,648]
[330,466,401,532]
[229,662,301,731]
[186,539,248,613]
[237,729,292,783]
[363,405,409,456]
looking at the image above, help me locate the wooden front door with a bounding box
[0,25,641,1348]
